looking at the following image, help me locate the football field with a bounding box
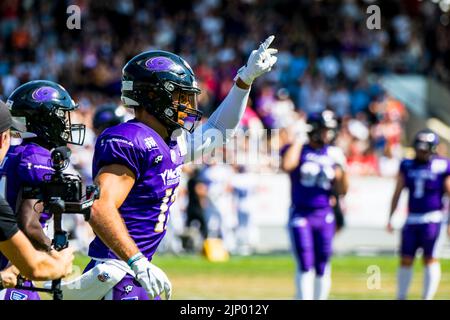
[66,254,450,300]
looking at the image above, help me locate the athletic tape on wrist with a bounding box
[127,252,144,267]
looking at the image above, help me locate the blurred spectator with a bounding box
[328,82,351,118]
[270,88,296,129]
[298,74,328,115]
[200,163,237,252]
[317,51,340,81]
[186,168,209,241]
[231,165,259,256]
[378,144,401,178]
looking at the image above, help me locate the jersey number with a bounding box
[300,162,334,190]
[154,187,177,233]
[413,178,425,199]
[0,176,6,198]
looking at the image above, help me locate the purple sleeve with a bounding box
[399,159,407,178]
[94,135,144,180]
[18,148,53,187]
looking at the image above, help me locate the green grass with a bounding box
[68,253,450,300]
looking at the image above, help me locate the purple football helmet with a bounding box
[121,50,203,133]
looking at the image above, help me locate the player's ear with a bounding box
[0,131,4,148]
[0,129,10,148]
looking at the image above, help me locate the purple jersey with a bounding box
[400,156,450,213]
[283,144,342,214]
[0,142,54,269]
[88,119,184,261]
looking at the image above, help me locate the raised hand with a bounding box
[235,35,278,86]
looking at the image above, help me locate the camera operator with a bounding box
[0,80,85,299]
[0,100,74,291]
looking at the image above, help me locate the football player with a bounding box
[0,80,85,300]
[0,100,74,291]
[388,129,450,300]
[80,36,277,300]
[92,104,126,137]
[281,110,348,300]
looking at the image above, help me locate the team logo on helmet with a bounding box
[145,57,184,74]
[417,132,436,143]
[31,86,59,103]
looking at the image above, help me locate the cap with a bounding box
[0,100,26,133]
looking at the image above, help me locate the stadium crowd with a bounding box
[0,0,448,253]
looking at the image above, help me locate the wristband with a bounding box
[127,252,144,267]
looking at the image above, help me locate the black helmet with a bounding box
[413,129,439,154]
[307,110,338,145]
[121,50,203,133]
[93,104,125,133]
[6,80,85,148]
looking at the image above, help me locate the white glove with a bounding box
[291,120,310,145]
[234,35,278,86]
[130,257,172,300]
[328,146,347,169]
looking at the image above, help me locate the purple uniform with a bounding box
[107,275,158,300]
[399,157,450,258]
[86,119,184,299]
[282,144,343,276]
[0,142,53,300]
[0,282,40,300]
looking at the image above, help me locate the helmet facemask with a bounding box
[27,107,86,147]
[414,141,435,163]
[56,108,86,146]
[308,125,337,147]
[143,81,203,134]
[414,131,438,162]
[308,128,327,147]
[167,87,202,133]
[415,145,433,163]
[306,111,338,147]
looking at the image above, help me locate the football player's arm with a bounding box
[281,142,303,172]
[334,166,349,196]
[184,83,250,163]
[387,172,405,233]
[16,197,52,251]
[445,175,450,195]
[184,36,277,163]
[90,164,172,299]
[89,164,140,262]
